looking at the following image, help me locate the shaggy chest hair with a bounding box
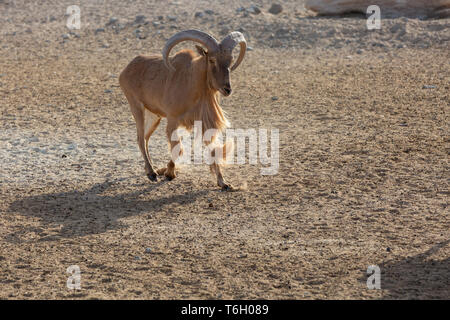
[181,90,229,135]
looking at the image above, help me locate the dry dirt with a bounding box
[0,0,449,299]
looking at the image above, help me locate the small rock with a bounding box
[356,49,364,54]
[272,96,279,101]
[386,247,391,252]
[145,248,152,254]
[204,9,214,15]
[236,7,246,13]
[247,46,254,51]
[194,11,204,18]
[167,15,177,22]
[134,256,141,260]
[104,89,112,93]
[32,147,47,154]
[422,85,436,89]
[152,21,160,27]
[209,203,213,208]
[158,16,164,21]
[135,15,146,24]
[248,5,261,14]
[106,17,118,26]
[269,3,283,15]
[95,28,105,34]
[62,34,70,40]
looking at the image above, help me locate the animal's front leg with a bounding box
[210,163,233,191]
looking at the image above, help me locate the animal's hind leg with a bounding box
[144,108,161,173]
[127,98,158,181]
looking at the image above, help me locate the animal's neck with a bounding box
[189,56,229,133]
[199,91,229,134]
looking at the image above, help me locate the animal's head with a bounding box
[163,30,247,97]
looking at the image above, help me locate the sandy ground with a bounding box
[0,0,449,299]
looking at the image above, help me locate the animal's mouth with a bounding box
[220,87,232,97]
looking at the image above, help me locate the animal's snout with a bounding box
[222,84,232,96]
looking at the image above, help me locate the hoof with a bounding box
[165,174,175,181]
[221,184,234,191]
[147,173,158,182]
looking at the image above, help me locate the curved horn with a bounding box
[162,29,219,71]
[220,31,247,71]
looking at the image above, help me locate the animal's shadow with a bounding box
[361,240,450,299]
[7,179,208,242]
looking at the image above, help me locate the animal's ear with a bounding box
[195,45,207,56]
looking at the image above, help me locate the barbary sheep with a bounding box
[119,29,247,190]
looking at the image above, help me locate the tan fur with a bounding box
[119,48,236,189]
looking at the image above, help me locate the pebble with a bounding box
[248,5,261,14]
[205,9,214,15]
[268,3,283,15]
[145,248,152,254]
[272,96,279,101]
[167,15,177,22]
[135,15,146,24]
[106,17,118,26]
[356,49,364,54]
[62,34,70,40]
[194,12,204,18]
[104,89,112,93]
[95,28,105,34]
[422,85,436,89]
